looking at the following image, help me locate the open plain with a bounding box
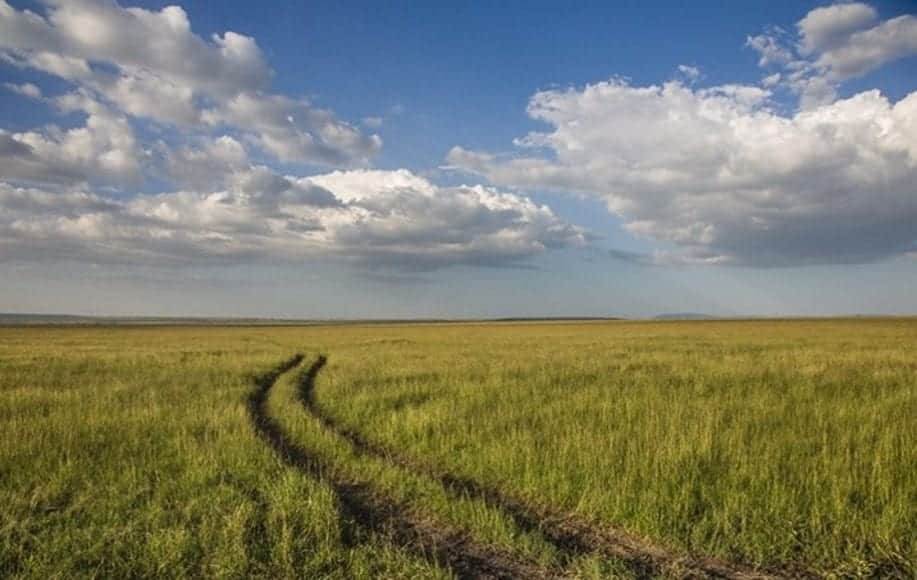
[1,319,914,578]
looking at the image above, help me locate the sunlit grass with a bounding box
[0,327,439,578]
[1,319,914,578]
[311,319,917,577]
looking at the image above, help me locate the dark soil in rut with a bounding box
[302,355,807,580]
[248,355,556,580]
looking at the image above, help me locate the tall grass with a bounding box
[0,327,438,578]
[1,320,914,577]
[310,319,917,577]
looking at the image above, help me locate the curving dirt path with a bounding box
[248,355,558,580]
[304,355,804,580]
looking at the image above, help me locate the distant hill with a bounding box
[492,316,622,322]
[0,313,623,326]
[653,312,717,320]
[0,313,318,326]
[0,313,94,324]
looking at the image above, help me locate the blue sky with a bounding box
[1,0,916,318]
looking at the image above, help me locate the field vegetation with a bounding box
[0,328,439,578]
[1,319,914,578]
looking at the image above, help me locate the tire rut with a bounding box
[305,355,805,580]
[248,355,557,580]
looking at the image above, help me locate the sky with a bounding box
[1,0,916,319]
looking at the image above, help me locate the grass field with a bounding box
[1,319,914,578]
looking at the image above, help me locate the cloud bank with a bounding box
[0,169,588,270]
[1,1,914,274]
[0,0,380,173]
[0,0,584,272]
[448,4,917,267]
[747,2,917,107]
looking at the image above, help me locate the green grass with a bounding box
[269,359,558,560]
[310,319,917,577]
[0,328,440,578]
[1,319,914,578]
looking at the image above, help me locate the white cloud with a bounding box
[206,92,381,166]
[448,4,917,267]
[0,2,562,272]
[746,28,796,67]
[305,168,436,202]
[0,95,140,186]
[6,50,94,80]
[677,65,702,83]
[797,2,878,55]
[165,135,249,190]
[814,13,917,80]
[748,3,917,107]
[0,170,588,270]
[447,80,917,266]
[0,0,379,166]
[21,0,269,95]
[761,73,782,88]
[3,81,41,98]
[98,70,200,125]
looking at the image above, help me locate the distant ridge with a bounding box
[0,313,322,326]
[653,312,717,320]
[2,313,909,326]
[0,313,627,326]
[0,313,92,323]
[491,316,622,322]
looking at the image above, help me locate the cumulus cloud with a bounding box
[0,170,588,270]
[448,4,917,268]
[0,1,580,272]
[747,3,917,107]
[812,13,917,80]
[0,0,379,166]
[447,80,917,266]
[677,65,702,83]
[0,95,140,186]
[205,92,381,165]
[797,2,879,55]
[165,135,250,190]
[4,81,41,98]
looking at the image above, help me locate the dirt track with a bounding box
[303,355,802,580]
[248,355,557,580]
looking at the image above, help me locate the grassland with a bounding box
[1,319,914,578]
[0,328,440,578]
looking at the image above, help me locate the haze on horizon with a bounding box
[1,0,915,319]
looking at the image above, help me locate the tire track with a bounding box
[248,355,557,580]
[304,355,802,580]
